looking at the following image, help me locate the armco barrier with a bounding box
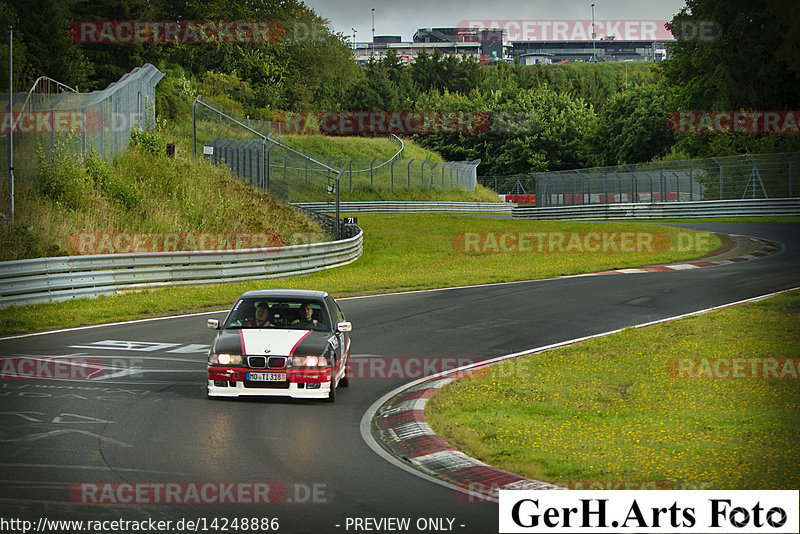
[0,230,363,309]
[512,198,800,219]
[294,201,514,214]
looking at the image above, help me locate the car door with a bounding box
[325,296,349,378]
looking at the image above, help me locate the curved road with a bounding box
[0,222,798,533]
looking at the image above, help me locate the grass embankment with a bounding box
[160,114,496,203]
[274,134,441,163]
[426,290,800,490]
[0,215,718,334]
[0,136,324,261]
[0,121,496,262]
[187,92,490,202]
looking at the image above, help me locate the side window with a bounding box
[325,296,345,324]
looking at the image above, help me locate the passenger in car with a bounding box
[250,302,273,327]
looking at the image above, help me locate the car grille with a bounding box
[247,356,266,368]
[247,356,287,369]
[268,357,286,369]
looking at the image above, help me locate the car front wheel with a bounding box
[326,362,337,402]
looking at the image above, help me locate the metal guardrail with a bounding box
[512,198,800,219]
[294,201,513,213]
[0,230,363,309]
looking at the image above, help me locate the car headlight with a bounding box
[210,353,243,365]
[290,355,328,368]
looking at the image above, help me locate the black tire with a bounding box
[326,362,337,403]
[339,356,350,388]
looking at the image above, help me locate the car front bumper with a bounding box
[207,365,332,399]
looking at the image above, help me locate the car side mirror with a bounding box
[207,318,220,330]
[337,321,352,332]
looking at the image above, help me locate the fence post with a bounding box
[421,161,426,186]
[261,141,266,190]
[335,168,342,240]
[266,148,271,191]
[407,159,414,188]
[349,159,352,191]
[391,158,395,190]
[370,157,377,187]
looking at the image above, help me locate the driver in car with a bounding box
[291,302,326,329]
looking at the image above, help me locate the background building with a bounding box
[353,25,672,65]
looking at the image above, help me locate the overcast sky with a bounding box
[302,0,688,42]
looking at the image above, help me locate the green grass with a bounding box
[0,137,324,261]
[426,290,800,490]
[0,216,719,334]
[629,217,800,224]
[273,134,442,163]
[302,184,501,203]
[170,117,486,202]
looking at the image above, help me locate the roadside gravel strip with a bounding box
[361,234,785,504]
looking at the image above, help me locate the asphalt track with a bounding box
[0,222,798,533]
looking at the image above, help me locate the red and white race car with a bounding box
[206,289,351,401]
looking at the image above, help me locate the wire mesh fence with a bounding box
[1,64,164,185]
[192,97,479,203]
[479,152,798,207]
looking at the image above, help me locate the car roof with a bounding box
[237,289,330,301]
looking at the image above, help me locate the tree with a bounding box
[662,0,800,110]
[590,84,676,166]
[660,0,800,156]
[414,86,597,175]
[1,0,94,89]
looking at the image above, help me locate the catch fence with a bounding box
[192,97,479,203]
[1,64,164,185]
[479,152,798,207]
[2,64,164,222]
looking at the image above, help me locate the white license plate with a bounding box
[246,372,286,382]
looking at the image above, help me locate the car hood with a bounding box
[213,329,334,357]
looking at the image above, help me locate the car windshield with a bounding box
[223,298,330,331]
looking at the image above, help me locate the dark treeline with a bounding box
[2,0,799,175]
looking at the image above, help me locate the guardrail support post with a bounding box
[335,169,343,240]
